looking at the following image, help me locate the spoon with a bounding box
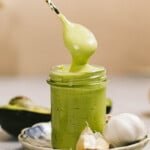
[45,0,60,15]
[45,0,97,72]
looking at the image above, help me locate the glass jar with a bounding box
[47,64,107,150]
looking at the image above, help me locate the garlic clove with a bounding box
[103,113,147,148]
[76,126,109,150]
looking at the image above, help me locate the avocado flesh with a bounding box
[0,105,50,114]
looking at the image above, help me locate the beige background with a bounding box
[0,0,150,76]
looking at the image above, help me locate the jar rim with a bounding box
[47,64,107,86]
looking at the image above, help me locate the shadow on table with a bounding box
[0,128,17,141]
[0,127,24,150]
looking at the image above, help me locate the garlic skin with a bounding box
[76,126,109,150]
[103,113,147,148]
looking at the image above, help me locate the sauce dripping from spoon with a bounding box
[46,0,97,72]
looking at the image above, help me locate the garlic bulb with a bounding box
[103,113,147,148]
[76,126,109,150]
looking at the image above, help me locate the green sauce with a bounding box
[48,12,107,150]
[58,14,97,72]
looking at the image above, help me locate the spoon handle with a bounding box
[46,0,60,15]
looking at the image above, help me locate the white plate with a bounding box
[18,122,149,150]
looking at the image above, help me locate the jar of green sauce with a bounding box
[47,64,107,150]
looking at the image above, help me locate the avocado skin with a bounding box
[106,98,112,114]
[0,108,51,137]
[106,105,112,114]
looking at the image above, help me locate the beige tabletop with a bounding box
[0,76,150,150]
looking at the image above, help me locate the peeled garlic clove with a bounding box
[103,113,147,148]
[94,132,109,150]
[76,126,109,150]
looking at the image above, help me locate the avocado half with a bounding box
[0,96,51,137]
[106,98,112,114]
